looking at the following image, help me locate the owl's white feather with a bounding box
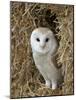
[30,27,62,89]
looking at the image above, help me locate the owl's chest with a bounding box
[33,52,60,80]
[33,53,51,71]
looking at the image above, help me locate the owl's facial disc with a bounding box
[35,36,50,52]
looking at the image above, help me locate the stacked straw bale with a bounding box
[10,2,74,98]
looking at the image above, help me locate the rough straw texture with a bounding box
[10,1,74,98]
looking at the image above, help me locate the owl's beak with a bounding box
[40,44,46,49]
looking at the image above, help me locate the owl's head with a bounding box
[30,27,58,55]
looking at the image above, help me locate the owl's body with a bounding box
[30,27,62,89]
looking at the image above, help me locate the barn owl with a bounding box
[30,27,62,90]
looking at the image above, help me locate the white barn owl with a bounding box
[30,27,62,90]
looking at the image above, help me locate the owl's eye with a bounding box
[45,38,49,42]
[36,38,40,42]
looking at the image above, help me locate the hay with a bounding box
[10,1,74,98]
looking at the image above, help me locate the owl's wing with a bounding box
[50,55,62,69]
